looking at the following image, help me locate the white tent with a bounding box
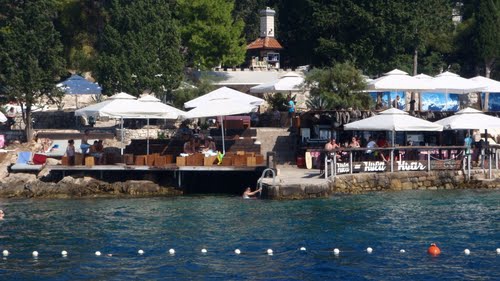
[434,107,500,130]
[184,86,264,109]
[366,69,435,92]
[431,72,485,94]
[469,76,500,93]
[344,108,443,133]
[249,72,304,93]
[182,98,258,154]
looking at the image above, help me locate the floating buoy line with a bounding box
[0,246,498,259]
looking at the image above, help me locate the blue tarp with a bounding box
[58,75,102,95]
[16,151,32,164]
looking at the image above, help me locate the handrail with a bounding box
[257,168,276,197]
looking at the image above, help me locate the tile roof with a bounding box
[247,37,283,50]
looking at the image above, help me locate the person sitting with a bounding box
[242,187,262,199]
[366,136,377,160]
[203,136,217,152]
[376,135,390,161]
[183,137,196,154]
[324,138,341,160]
[80,130,91,154]
[89,140,104,164]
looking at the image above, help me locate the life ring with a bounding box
[427,243,441,256]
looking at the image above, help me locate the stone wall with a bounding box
[116,128,179,144]
[264,170,500,199]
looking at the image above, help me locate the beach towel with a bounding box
[16,151,32,164]
[32,153,47,165]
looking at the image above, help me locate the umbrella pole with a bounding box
[221,116,226,154]
[147,118,150,155]
[120,117,124,155]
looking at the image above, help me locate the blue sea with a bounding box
[0,190,499,280]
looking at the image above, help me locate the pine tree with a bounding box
[0,0,66,141]
[475,0,500,78]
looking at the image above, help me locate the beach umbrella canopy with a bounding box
[184,86,264,109]
[366,69,435,92]
[469,76,500,93]
[56,74,102,95]
[434,107,500,130]
[249,72,304,93]
[431,72,485,94]
[344,108,443,132]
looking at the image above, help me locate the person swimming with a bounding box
[242,187,261,199]
[0,209,4,220]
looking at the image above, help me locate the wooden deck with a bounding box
[47,164,267,172]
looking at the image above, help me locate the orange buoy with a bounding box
[427,243,441,256]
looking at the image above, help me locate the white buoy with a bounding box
[464,249,470,255]
[2,250,8,257]
[61,250,68,257]
[400,249,406,253]
[300,247,306,251]
[333,248,340,255]
[496,248,500,254]
[169,248,175,255]
[32,251,39,257]
[366,247,373,254]
[138,249,144,255]
[201,249,207,253]
[267,249,273,255]
[95,251,101,256]
[234,249,241,255]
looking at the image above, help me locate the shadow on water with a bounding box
[181,171,263,195]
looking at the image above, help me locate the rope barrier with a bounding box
[429,150,464,161]
[1,247,499,259]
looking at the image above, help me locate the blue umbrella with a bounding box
[57,75,102,109]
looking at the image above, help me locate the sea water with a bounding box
[0,190,498,280]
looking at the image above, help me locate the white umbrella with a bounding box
[469,76,500,93]
[138,95,185,154]
[434,107,500,130]
[182,98,258,154]
[249,72,304,93]
[345,108,443,133]
[184,86,264,109]
[366,69,435,92]
[431,72,485,94]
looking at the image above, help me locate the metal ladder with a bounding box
[256,168,276,197]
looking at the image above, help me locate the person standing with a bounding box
[391,95,401,109]
[287,96,295,127]
[366,136,377,160]
[65,139,76,166]
[80,130,91,155]
[6,107,16,129]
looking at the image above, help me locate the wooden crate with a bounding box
[246,156,257,166]
[75,153,83,166]
[61,156,69,166]
[233,155,247,166]
[176,156,186,166]
[220,156,232,166]
[186,153,204,166]
[135,155,146,166]
[164,154,174,164]
[85,156,95,167]
[123,154,134,165]
[204,155,217,166]
[236,151,245,156]
[154,156,166,167]
[245,152,255,157]
[255,154,264,165]
[146,154,157,166]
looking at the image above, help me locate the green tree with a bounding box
[474,0,500,78]
[233,0,268,43]
[178,0,246,69]
[95,0,183,98]
[304,62,369,110]
[0,0,66,141]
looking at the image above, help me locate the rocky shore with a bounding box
[0,143,181,199]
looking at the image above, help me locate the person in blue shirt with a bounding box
[287,96,295,127]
